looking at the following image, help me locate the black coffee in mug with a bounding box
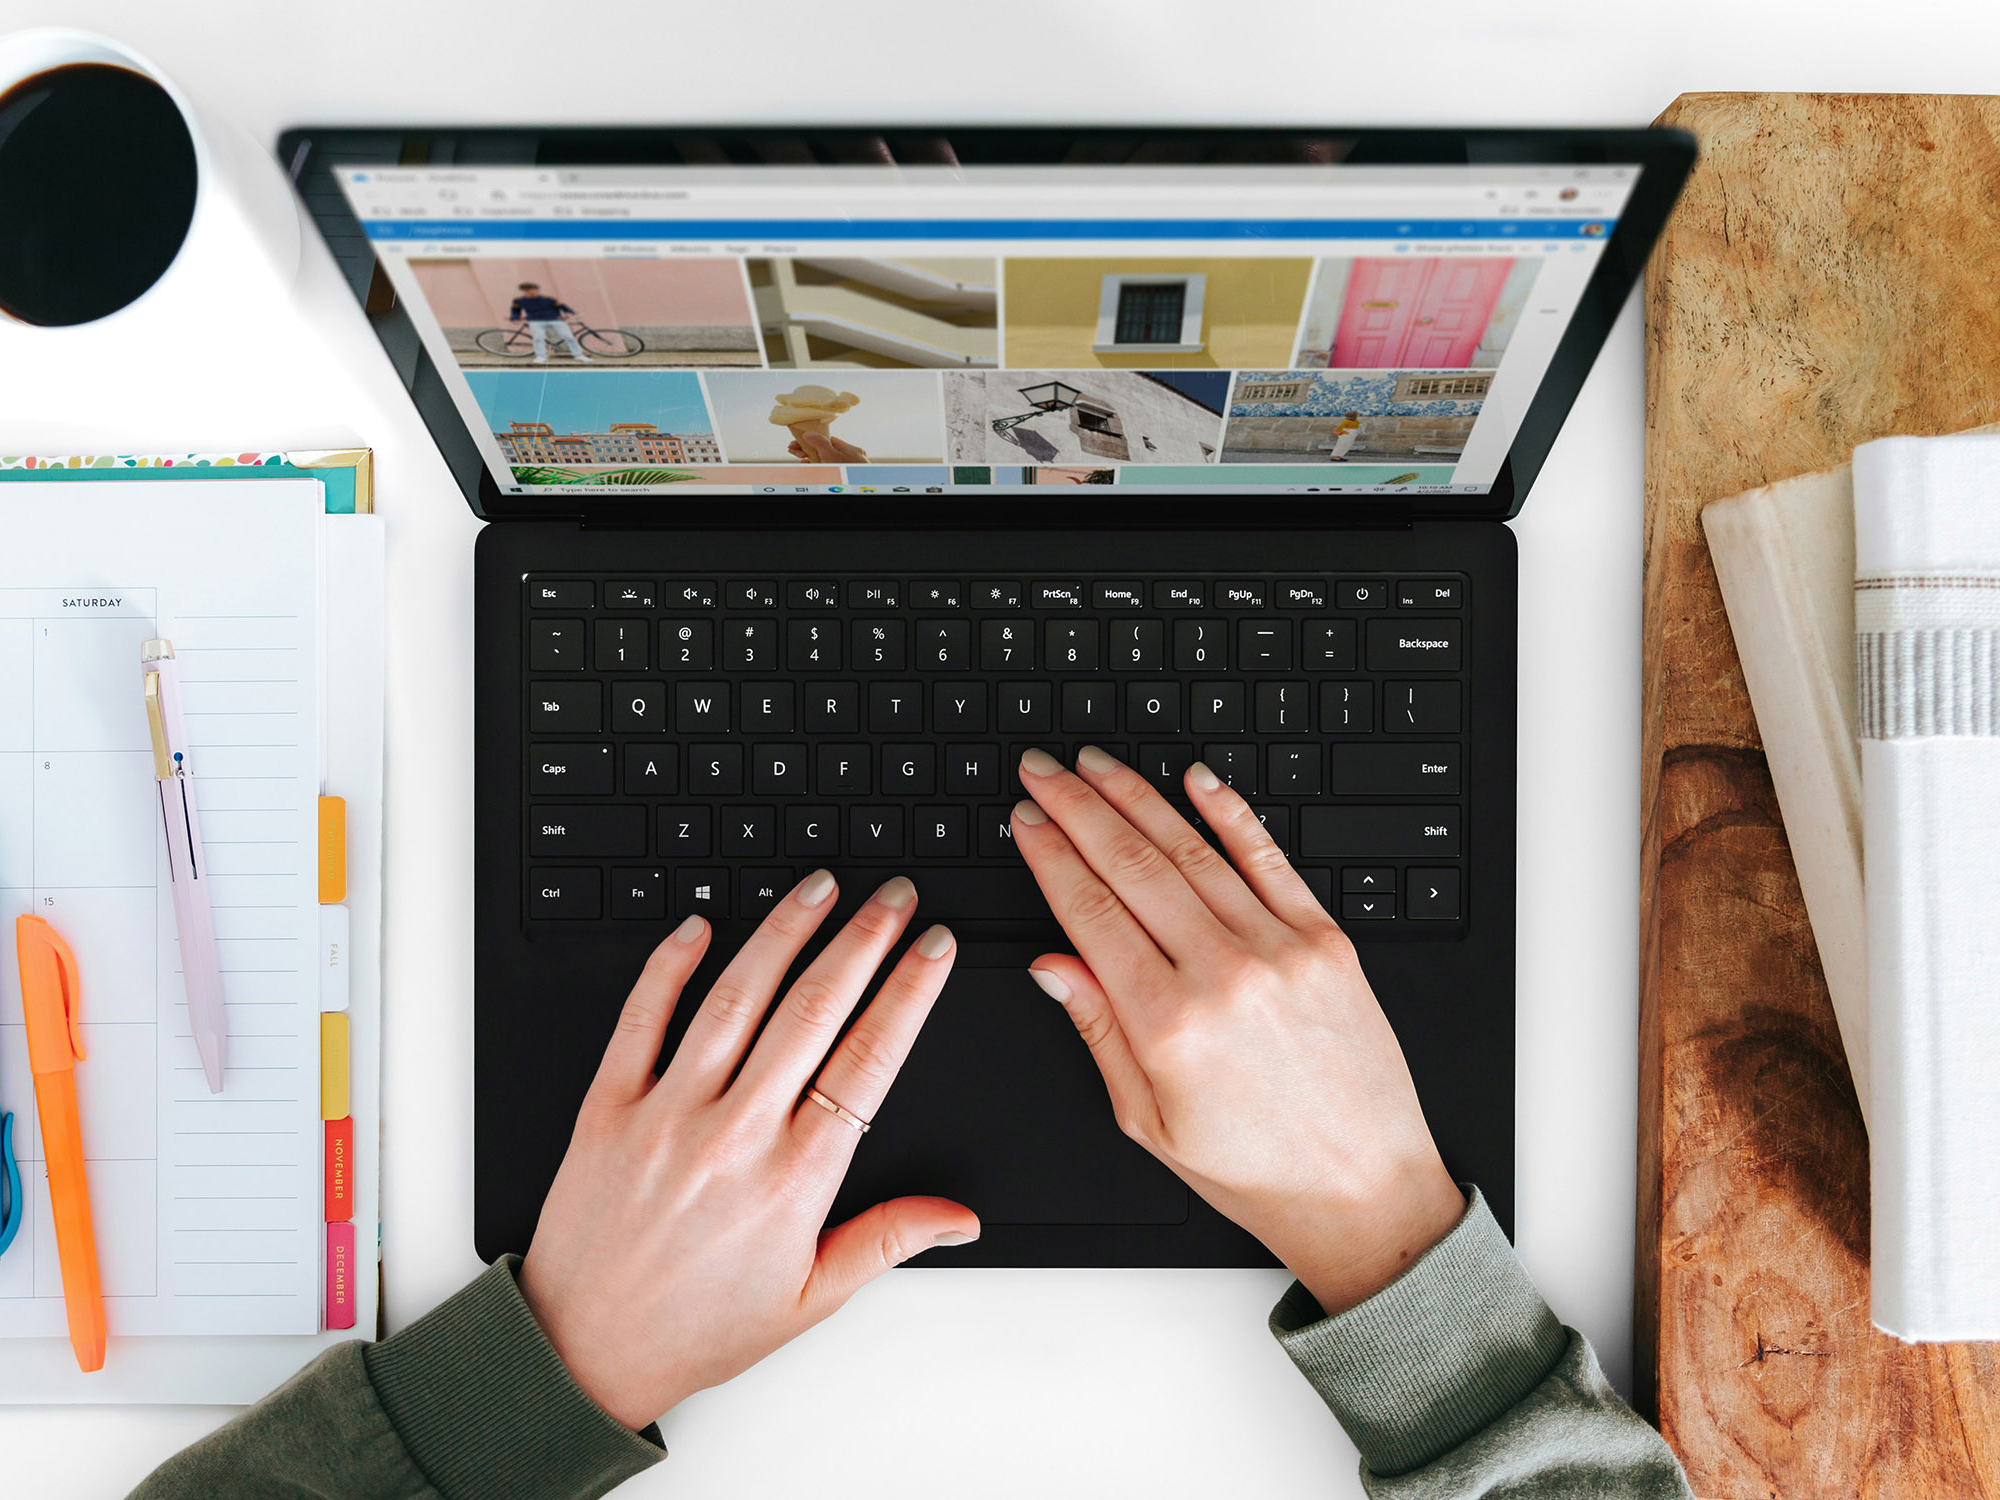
[0,62,197,325]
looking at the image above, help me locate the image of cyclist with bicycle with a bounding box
[509,283,592,363]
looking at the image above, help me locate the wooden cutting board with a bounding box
[1640,93,2000,1496]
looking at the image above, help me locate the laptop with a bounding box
[286,126,1693,1267]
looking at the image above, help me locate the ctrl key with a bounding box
[531,868,601,920]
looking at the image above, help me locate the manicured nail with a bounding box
[1027,967,1072,1003]
[916,924,954,959]
[1019,747,1062,778]
[1076,744,1117,774]
[931,1228,979,1247]
[1187,760,1220,792]
[672,914,707,943]
[1012,799,1048,826]
[797,868,837,906]
[875,875,916,909]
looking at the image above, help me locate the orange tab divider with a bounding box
[318,796,346,904]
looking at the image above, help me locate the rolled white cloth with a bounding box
[1854,433,2000,1340]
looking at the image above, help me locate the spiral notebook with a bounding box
[0,469,383,1402]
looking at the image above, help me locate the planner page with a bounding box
[0,479,324,1338]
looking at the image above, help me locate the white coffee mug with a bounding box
[0,28,300,329]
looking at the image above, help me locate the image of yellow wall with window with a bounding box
[1002,257,1313,369]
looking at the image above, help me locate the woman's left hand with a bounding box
[517,872,976,1429]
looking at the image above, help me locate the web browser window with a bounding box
[338,164,1636,500]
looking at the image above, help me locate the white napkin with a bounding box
[1854,433,2000,1341]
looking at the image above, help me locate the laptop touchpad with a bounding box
[831,963,1189,1227]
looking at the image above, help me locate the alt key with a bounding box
[738,867,795,920]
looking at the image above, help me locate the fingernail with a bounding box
[1187,760,1220,792]
[1027,967,1072,1003]
[1076,744,1117,774]
[916,924,954,959]
[875,875,916,909]
[1012,799,1048,826]
[931,1228,979,1247]
[1019,747,1062,778]
[797,868,837,906]
[672,914,707,943]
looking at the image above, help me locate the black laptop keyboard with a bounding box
[522,573,1468,931]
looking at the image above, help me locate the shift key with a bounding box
[1366,617,1462,671]
[531,805,646,857]
[1299,806,1461,858]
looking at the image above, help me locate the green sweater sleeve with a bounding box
[130,1257,664,1500]
[1269,1188,1692,1499]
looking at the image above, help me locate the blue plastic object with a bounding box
[0,1112,21,1259]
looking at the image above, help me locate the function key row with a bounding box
[531,577,1463,613]
[532,616,1463,675]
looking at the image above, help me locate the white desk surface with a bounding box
[3,1,1996,1492]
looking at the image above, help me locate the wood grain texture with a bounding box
[1641,93,2000,1497]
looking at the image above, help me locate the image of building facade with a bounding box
[497,421,721,465]
[748,257,999,369]
[1292,257,1541,370]
[1001,258,1313,369]
[943,369,1226,465]
[1221,369,1489,464]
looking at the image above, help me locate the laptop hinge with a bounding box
[571,501,1423,532]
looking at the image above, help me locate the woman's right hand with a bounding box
[1011,747,1466,1316]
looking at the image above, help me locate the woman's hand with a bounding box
[787,432,868,464]
[1011,747,1464,1316]
[517,871,976,1429]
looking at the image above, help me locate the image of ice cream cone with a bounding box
[769,384,861,446]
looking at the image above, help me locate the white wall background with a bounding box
[3,0,1997,1495]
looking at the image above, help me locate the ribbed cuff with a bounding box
[1268,1186,1567,1478]
[362,1256,664,1500]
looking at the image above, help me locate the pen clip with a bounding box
[16,916,85,1063]
[49,922,84,1061]
[142,639,178,782]
[144,668,173,780]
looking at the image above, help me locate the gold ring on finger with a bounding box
[804,1086,872,1134]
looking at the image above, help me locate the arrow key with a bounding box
[1341,891,1394,921]
[1341,865,1395,894]
[1405,868,1461,921]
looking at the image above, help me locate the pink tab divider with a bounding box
[326,1222,356,1330]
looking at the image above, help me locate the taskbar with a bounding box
[502,482,1487,497]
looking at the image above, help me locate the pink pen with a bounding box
[143,639,227,1094]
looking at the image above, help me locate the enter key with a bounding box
[1327,743,1462,795]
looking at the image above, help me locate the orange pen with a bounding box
[16,915,105,1373]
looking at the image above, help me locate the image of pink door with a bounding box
[1326,257,1512,368]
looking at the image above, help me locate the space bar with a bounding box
[902,868,1051,922]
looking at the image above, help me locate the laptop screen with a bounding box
[338,163,1636,501]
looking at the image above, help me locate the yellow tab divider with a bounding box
[320,1013,349,1121]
